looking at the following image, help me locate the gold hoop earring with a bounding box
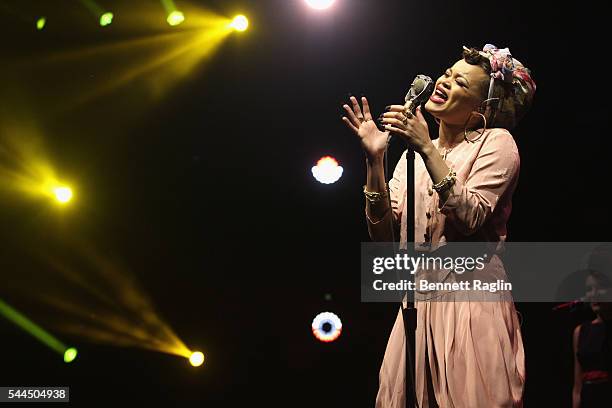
[463,111,487,142]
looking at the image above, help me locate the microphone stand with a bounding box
[401,77,434,408]
[402,142,418,408]
[384,76,433,408]
[385,109,418,408]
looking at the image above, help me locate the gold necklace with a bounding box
[438,138,463,160]
[439,146,454,160]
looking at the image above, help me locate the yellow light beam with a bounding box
[17,10,237,108]
[0,130,75,206]
[23,241,193,358]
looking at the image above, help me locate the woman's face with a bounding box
[424,59,490,127]
[585,275,612,317]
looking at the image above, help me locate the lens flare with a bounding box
[167,11,185,26]
[312,312,342,342]
[305,0,336,10]
[311,156,343,184]
[63,347,78,363]
[189,351,205,367]
[229,15,248,32]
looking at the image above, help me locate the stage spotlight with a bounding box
[53,186,73,204]
[305,0,336,10]
[63,347,78,363]
[36,17,46,31]
[79,0,112,27]
[311,156,343,184]
[167,10,185,26]
[229,15,248,32]
[312,312,342,343]
[189,351,205,367]
[99,12,113,27]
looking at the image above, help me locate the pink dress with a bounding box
[373,128,526,408]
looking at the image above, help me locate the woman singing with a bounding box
[342,45,536,407]
[572,270,612,408]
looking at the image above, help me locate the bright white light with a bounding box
[189,351,205,367]
[305,0,336,10]
[167,11,185,26]
[312,312,342,343]
[312,156,343,184]
[53,186,73,203]
[229,15,249,32]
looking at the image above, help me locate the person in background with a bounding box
[573,270,612,408]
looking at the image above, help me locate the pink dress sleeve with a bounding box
[437,129,520,236]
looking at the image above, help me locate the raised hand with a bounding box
[342,96,389,162]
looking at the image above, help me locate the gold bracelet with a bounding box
[365,206,389,225]
[363,184,389,204]
[432,169,456,193]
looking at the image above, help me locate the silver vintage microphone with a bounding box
[384,74,434,145]
[404,74,435,115]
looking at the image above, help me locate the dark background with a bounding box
[0,0,609,406]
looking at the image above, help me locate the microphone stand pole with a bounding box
[402,145,417,408]
[386,75,433,407]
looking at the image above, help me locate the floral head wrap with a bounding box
[465,44,536,109]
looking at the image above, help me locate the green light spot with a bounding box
[167,11,185,26]
[36,17,46,31]
[64,347,78,363]
[99,12,113,27]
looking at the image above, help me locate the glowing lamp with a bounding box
[189,351,204,367]
[167,11,185,26]
[311,156,343,184]
[229,15,248,32]
[64,347,78,363]
[99,12,113,27]
[36,17,46,31]
[53,186,73,204]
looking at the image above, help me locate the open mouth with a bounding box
[429,86,448,104]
